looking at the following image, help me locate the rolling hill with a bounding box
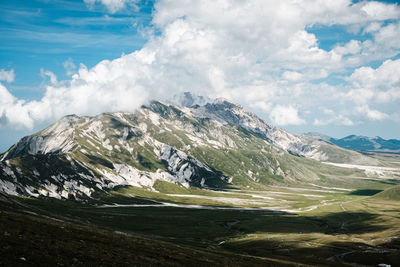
[304,133,400,152]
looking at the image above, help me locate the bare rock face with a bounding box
[160,144,228,187]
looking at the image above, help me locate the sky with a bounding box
[1,0,400,152]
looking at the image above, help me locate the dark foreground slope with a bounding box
[0,193,298,267]
[2,187,400,267]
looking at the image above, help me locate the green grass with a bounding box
[153,180,192,194]
[1,179,400,266]
[0,206,287,266]
[374,185,400,201]
[110,186,243,207]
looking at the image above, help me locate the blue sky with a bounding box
[0,0,153,151]
[1,0,153,100]
[1,0,400,152]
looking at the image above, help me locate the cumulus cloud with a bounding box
[314,115,354,126]
[356,105,388,121]
[269,105,305,126]
[322,108,334,116]
[333,40,361,56]
[1,0,400,129]
[41,69,58,85]
[347,59,400,104]
[63,58,76,76]
[349,59,400,89]
[0,83,34,129]
[249,101,273,113]
[0,69,15,83]
[282,71,303,82]
[84,0,139,13]
[344,88,375,104]
[363,22,382,34]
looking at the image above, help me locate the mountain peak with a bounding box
[212,97,242,109]
[64,114,80,119]
[302,132,332,142]
[0,93,382,200]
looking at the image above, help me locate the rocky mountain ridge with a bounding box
[0,94,377,199]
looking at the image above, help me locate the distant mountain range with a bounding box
[304,133,400,152]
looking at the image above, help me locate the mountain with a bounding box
[332,135,400,151]
[304,133,400,151]
[0,93,377,200]
[301,132,332,142]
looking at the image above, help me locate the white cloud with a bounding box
[1,0,400,130]
[249,101,272,113]
[63,58,76,76]
[41,69,58,85]
[363,22,382,34]
[344,88,375,104]
[0,69,15,83]
[322,108,334,116]
[0,83,34,129]
[314,115,354,126]
[347,59,400,104]
[333,40,361,56]
[356,105,388,121]
[0,83,15,104]
[361,1,400,20]
[84,0,139,13]
[362,21,400,62]
[282,71,303,81]
[269,105,305,126]
[349,59,400,89]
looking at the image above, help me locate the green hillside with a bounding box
[375,185,400,201]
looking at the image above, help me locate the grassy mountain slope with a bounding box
[0,99,378,200]
[374,185,400,201]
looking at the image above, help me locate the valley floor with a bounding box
[1,207,294,266]
[1,175,400,266]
